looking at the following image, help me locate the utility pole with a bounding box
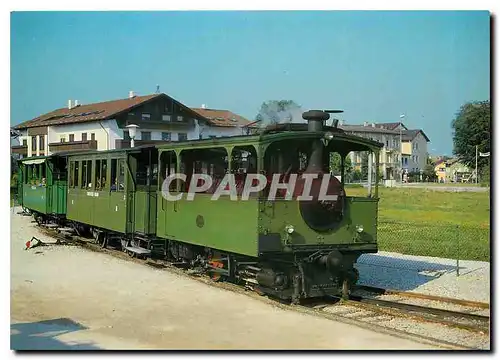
[399,114,405,182]
[475,145,478,184]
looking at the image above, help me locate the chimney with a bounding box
[68,100,73,110]
[129,90,135,99]
[363,121,368,127]
[201,104,206,109]
[74,100,79,107]
[371,123,376,128]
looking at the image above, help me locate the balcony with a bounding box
[11,145,27,156]
[115,139,170,149]
[48,140,98,153]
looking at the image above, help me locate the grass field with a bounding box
[345,187,490,262]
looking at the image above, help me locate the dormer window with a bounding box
[141,113,151,121]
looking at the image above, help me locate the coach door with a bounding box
[92,156,109,229]
[158,150,178,237]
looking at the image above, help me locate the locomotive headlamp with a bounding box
[285,225,295,234]
[355,225,364,233]
[324,132,334,140]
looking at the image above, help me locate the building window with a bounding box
[22,139,27,146]
[142,131,151,141]
[69,134,75,142]
[32,136,37,151]
[91,133,95,141]
[82,133,87,141]
[209,135,217,139]
[385,140,389,147]
[162,115,171,122]
[177,116,184,122]
[178,133,187,141]
[39,135,45,151]
[123,131,130,140]
[161,132,171,141]
[60,136,66,143]
[141,113,151,121]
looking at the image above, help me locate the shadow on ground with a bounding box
[355,254,472,291]
[11,318,101,350]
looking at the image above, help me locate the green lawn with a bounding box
[346,187,490,261]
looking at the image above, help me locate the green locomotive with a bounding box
[17,109,382,302]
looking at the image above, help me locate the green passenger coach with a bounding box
[18,155,67,219]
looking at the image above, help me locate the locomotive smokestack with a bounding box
[302,110,330,132]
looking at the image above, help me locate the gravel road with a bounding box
[10,209,439,350]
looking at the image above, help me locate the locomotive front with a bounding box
[252,110,383,302]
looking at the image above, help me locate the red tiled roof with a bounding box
[190,108,257,128]
[13,94,162,130]
[373,122,408,130]
[402,129,430,142]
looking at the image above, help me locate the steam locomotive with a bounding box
[17,109,382,303]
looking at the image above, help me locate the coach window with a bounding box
[135,150,158,187]
[180,147,228,194]
[31,165,38,185]
[74,161,80,188]
[39,163,46,185]
[159,151,178,192]
[69,162,74,187]
[110,158,125,192]
[95,159,108,190]
[231,146,258,196]
[81,160,93,189]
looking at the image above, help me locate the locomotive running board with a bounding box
[124,246,151,256]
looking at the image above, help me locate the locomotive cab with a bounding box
[255,110,383,301]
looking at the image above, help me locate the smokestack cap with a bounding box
[302,110,330,121]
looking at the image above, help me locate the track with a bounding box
[32,221,489,350]
[342,295,489,334]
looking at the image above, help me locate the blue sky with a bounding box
[11,11,490,155]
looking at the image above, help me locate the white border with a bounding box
[3,2,497,359]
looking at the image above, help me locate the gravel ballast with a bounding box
[356,251,490,303]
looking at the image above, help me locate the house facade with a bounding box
[434,159,473,183]
[340,122,401,182]
[11,92,255,158]
[374,122,430,175]
[434,160,447,182]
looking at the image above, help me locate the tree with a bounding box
[360,152,368,180]
[255,100,303,126]
[452,100,490,172]
[422,164,437,182]
[329,153,353,176]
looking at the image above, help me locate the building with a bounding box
[11,92,255,158]
[434,158,473,183]
[340,122,401,182]
[190,106,257,138]
[434,159,447,183]
[447,160,473,183]
[374,122,430,175]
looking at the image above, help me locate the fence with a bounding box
[357,221,490,277]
